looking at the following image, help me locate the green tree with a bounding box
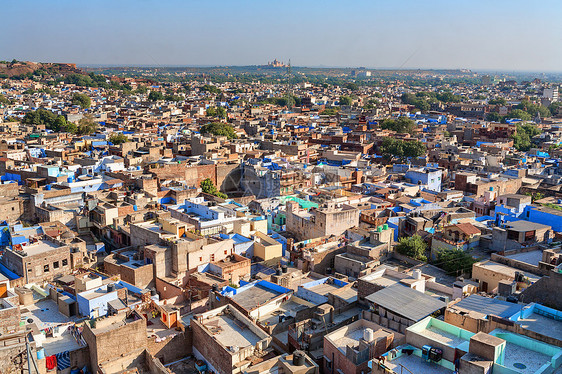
[206,106,226,118]
[486,112,504,122]
[396,235,427,261]
[200,178,227,199]
[380,138,426,160]
[135,85,148,94]
[434,249,476,276]
[200,122,237,140]
[321,108,339,116]
[76,115,98,135]
[164,94,182,102]
[201,84,221,94]
[148,91,164,101]
[380,117,417,134]
[506,109,532,121]
[339,96,353,106]
[512,124,540,151]
[402,140,427,158]
[345,82,359,91]
[71,93,91,109]
[549,102,562,116]
[109,133,129,145]
[0,94,10,105]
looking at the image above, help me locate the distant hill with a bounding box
[0,60,84,78]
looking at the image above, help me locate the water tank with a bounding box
[107,284,115,293]
[67,176,74,183]
[45,184,52,191]
[276,267,282,276]
[413,269,422,280]
[133,205,138,211]
[383,224,389,230]
[211,284,218,292]
[136,166,141,170]
[150,288,157,296]
[281,265,288,273]
[377,226,382,232]
[363,328,374,342]
[293,351,306,366]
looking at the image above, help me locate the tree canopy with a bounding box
[512,124,540,151]
[433,249,477,276]
[339,96,353,106]
[380,117,417,134]
[200,122,237,139]
[200,178,227,199]
[201,84,221,94]
[380,138,426,160]
[396,235,427,261]
[109,133,129,145]
[206,106,227,118]
[71,93,91,109]
[148,91,164,102]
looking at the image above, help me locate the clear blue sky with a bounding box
[2,0,561,71]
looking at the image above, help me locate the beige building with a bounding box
[471,260,540,293]
[253,232,283,261]
[286,201,359,241]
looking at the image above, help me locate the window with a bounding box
[224,250,228,255]
[210,254,215,262]
[199,257,203,262]
[62,259,68,267]
[53,261,59,269]
[43,265,49,272]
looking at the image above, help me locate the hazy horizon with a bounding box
[2,0,562,72]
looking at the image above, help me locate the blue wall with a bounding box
[524,206,562,232]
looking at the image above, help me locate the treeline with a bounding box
[401,91,464,111]
[22,109,97,135]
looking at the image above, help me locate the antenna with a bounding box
[286,59,293,110]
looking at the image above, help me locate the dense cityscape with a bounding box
[9,0,562,358]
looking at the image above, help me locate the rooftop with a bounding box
[365,283,446,322]
[230,284,284,311]
[201,313,261,349]
[450,295,521,318]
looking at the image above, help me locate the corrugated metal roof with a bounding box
[452,295,520,318]
[365,283,446,322]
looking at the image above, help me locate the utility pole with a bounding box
[25,335,39,374]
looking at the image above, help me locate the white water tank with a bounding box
[363,328,374,342]
[413,269,423,280]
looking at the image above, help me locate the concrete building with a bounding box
[323,319,396,374]
[286,201,359,241]
[82,310,147,373]
[1,234,74,284]
[253,231,283,261]
[404,167,443,192]
[191,304,273,374]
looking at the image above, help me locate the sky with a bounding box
[2,0,562,71]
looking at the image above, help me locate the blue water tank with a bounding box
[37,347,45,360]
[45,184,51,191]
[67,176,74,183]
[136,166,141,170]
[133,205,138,211]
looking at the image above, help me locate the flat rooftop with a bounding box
[19,239,61,257]
[231,284,282,311]
[307,283,340,296]
[505,250,543,266]
[383,352,453,374]
[202,314,261,348]
[516,312,562,341]
[501,340,552,374]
